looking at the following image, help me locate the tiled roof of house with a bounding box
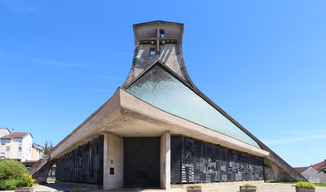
[0,132,30,139]
[312,160,326,171]
[23,160,37,163]
[293,167,309,174]
[32,143,44,150]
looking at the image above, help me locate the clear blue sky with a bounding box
[1,0,325,167]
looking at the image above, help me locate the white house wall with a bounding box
[21,134,32,162]
[1,139,11,159]
[13,138,22,160]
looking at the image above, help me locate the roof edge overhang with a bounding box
[49,87,269,160]
[119,89,269,158]
[133,20,184,28]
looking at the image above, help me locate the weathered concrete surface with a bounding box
[30,156,55,183]
[160,132,170,190]
[30,20,306,186]
[121,21,306,182]
[265,151,305,182]
[103,134,123,190]
[119,89,269,158]
[29,155,50,176]
[30,88,270,185]
[122,21,192,89]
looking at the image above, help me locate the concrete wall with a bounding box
[160,132,170,189]
[264,168,274,181]
[265,158,296,182]
[103,134,123,190]
[122,21,189,89]
[31,157,55,184]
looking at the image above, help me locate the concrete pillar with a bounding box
[32,160,55,184]
[160,132,171,190]
[103,133,123,190]
[265,158,296,182]
[103,134,109,190]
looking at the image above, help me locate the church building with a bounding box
[30,21,306,190]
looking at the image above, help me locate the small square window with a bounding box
[160,29,164,38]
[18,147,22,152]
[150,47,156,55]
[6,146,10,151]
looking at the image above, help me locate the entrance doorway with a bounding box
[123,137,160,188]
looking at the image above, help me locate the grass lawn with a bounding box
[265,180,326,187]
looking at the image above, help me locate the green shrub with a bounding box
[0,159,35,190]
[243,184,254,187]
[21,174,35,187]
[187,184,201,188]
[0,179,22,190]
[295,181,315,188]
[0,159,29,180]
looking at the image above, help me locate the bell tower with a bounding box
[122,20,195,88]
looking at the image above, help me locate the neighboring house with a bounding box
[294,166,323,183]
[32,143,44,160]
[312,160,326,183]
[0,128,11,140]
[0,128,11,159]
[23,143,45,171]
[0,131,33,162]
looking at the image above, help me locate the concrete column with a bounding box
[103,133,124,190]
[103,134,109,190]
[160,132,171,190]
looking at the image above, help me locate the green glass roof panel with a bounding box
[126,64,260,148]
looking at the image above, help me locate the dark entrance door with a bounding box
[124,137,160,188]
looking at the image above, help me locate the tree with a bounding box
[44,140,54,154]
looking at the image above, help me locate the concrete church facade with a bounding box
[30,21,306,190]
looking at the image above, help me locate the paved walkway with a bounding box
[2,183,326,192]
